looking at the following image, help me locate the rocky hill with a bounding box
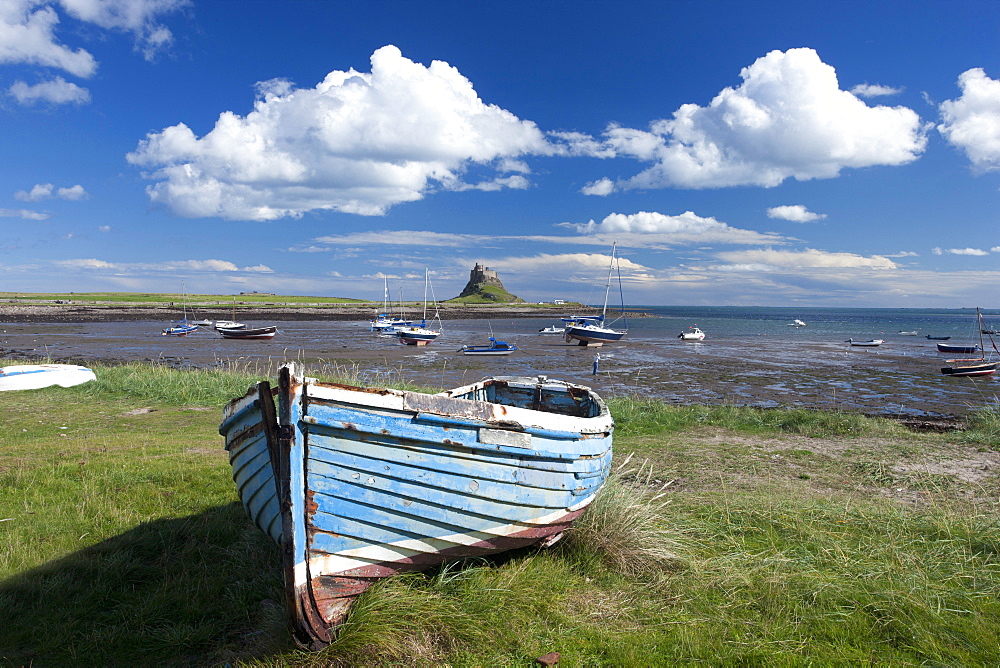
[447,264,524,303]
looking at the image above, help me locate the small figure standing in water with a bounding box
[592,352,600,375]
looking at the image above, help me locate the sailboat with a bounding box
[396,269,442,345]
[564,242,627,346]
[941,308,998,377]
[161,283,198,336]
[370,276,411,333]
[217,297,278,340]
[215,296,246,331]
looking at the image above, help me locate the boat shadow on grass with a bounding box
[0,503,287,666]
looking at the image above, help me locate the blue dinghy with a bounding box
[459,336,519,355]
[219,363,613,649]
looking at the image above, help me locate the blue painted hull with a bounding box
[564,324,626,345]
[220,364,613,649]
[161,323,198,336]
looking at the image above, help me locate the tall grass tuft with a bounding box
[560,455,686,578]
[296,573,489,666]
[963,406,1000,448]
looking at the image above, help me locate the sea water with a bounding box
[2,306,997,417]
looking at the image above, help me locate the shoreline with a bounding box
[0,303,613,323]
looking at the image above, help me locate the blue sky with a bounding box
[1,0,998,307]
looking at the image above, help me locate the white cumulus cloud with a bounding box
[0,0,184,78]
[766,205,826,222]
[15,182,88,200]
[938,68,1000,171]
[715,248,897,270]
[128,45,556,221]
[581,177,615,196]
[9,76,90,105]
[595,48,927,190]
[560,210,783,246]
[850,83,903,98]
[57,184,88,199]
[0,0,97,76]
[59,0,187,60]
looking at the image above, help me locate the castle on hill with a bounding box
[452,264,523,302]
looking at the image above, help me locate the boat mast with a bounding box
[422,268,428,326]
[978,307,986,360]
[601,242,616,322]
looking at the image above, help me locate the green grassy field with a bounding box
[1,291,369,306]
[1,363,998,665]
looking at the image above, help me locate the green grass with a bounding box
[444,284,525,304]
[1,291,367,306]
[2,362,999,665]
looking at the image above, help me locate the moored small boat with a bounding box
[679,326,705,341]
[847,338,884,347]
[940,308,997,377]
[218,325,277,339]
[564,243,627,346]
[162,321,198,336]
[396,324,440,345]
[925,335,951,340]
[539,325,565,334]
[459,337,519,355]
[937,342,980,354]
[941,361,998,377]
[219,363,613,650]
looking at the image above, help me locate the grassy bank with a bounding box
[1,362,998,665]
[0,291,579,310]
[1,291,369,306]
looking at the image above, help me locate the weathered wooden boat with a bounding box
[219,363,613,650]
[0,364,96,391]
[847,338,884,347]
[459,337,519,355]
[218,325,277,339]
